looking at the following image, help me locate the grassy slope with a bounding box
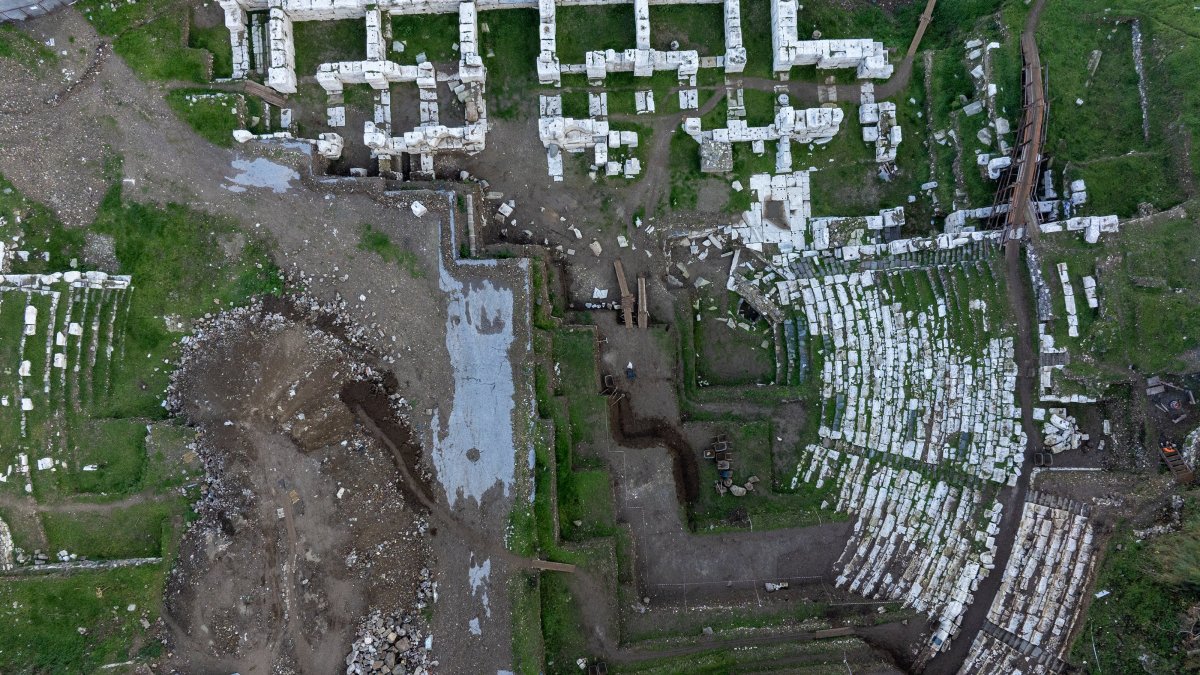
[0,172,280,668]
[0,566,167,672]
[1036,0,1195,216]
[1042,209,1200,377]
[76,0,211,82]
[1071,500,1200,673]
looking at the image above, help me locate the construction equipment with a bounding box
[614,260,634,328]
[600,373,626,405]
[704,435,735,486]
[1159,438,1195,484]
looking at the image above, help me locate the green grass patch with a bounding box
[391,12,460,64]
[41,501,175,559]
[1036,0,1197,214]
[358,223,426,278]
[0,23,58,68]
[668,128,702,210]
[188,11,233,79]
[806,106,888,217]
[480,9,539,120]
[510,571,546,675]
[556,5,634,64]
[292,18,366,76]
[76,0,210,82]
[551,329,605,446]
[0,566,166,672]
[166,89,245,148]
[558,468,615,541]
[541,570,588,674]
[1070,504,1200,673]
[112,10,209,82]
[1039,6,1144,164]
[649,4,725,56]
[1042,209,1200,375]
[94,182,283,420]
[1073,153,1179,218]
[58,419,148,496]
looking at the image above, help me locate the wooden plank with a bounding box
[614,260,634,328]
[245,80,288,107]
[613,260,631,297]
[637,276,649,328]
[814,627,855,639]
[531,559,577,573]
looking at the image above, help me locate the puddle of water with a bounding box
[430,248,517,507]
[469,617,482,635]
[468,556,492,618]
[224,158,299,194]
[468,557,491,594]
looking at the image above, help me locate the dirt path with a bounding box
[0,490,172,514]
[0,495,47,549]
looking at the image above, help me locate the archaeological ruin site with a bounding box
[2,0,1200,672]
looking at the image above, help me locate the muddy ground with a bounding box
[162,300,432,674]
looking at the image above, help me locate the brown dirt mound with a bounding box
[160,299,432,674]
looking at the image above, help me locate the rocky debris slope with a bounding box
[345,600,437,675]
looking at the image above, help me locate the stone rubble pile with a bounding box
[1081,275,1098,309]
[796,447,1003,653]
[1055,263,1079,338]
[344,606,436,675]
[1035,328,1094,405]
[782,267,1025,483]
[859,84,901,164]
[537,94,641,181]
[960,494,1097,674]
[724,171,904,254]
[960,37,1011,157]
[684,104,843,175]
[166,293,416,555]
[942,178,1116,236]
[0,517,12,572]
[233,129,346,159]
[1040,408,1085,453]
[771,0,891,78]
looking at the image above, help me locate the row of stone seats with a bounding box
[795,446,1003,653]
[0,281,127,449]
[984,497,1097,654]
[958,630,1050,675]
[777,265,1024,485]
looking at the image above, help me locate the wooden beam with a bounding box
[614,260,634,328]
[614,260,631,297]
[637,276,649,329]
[530,559,577,573]
[244,80,287,108]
